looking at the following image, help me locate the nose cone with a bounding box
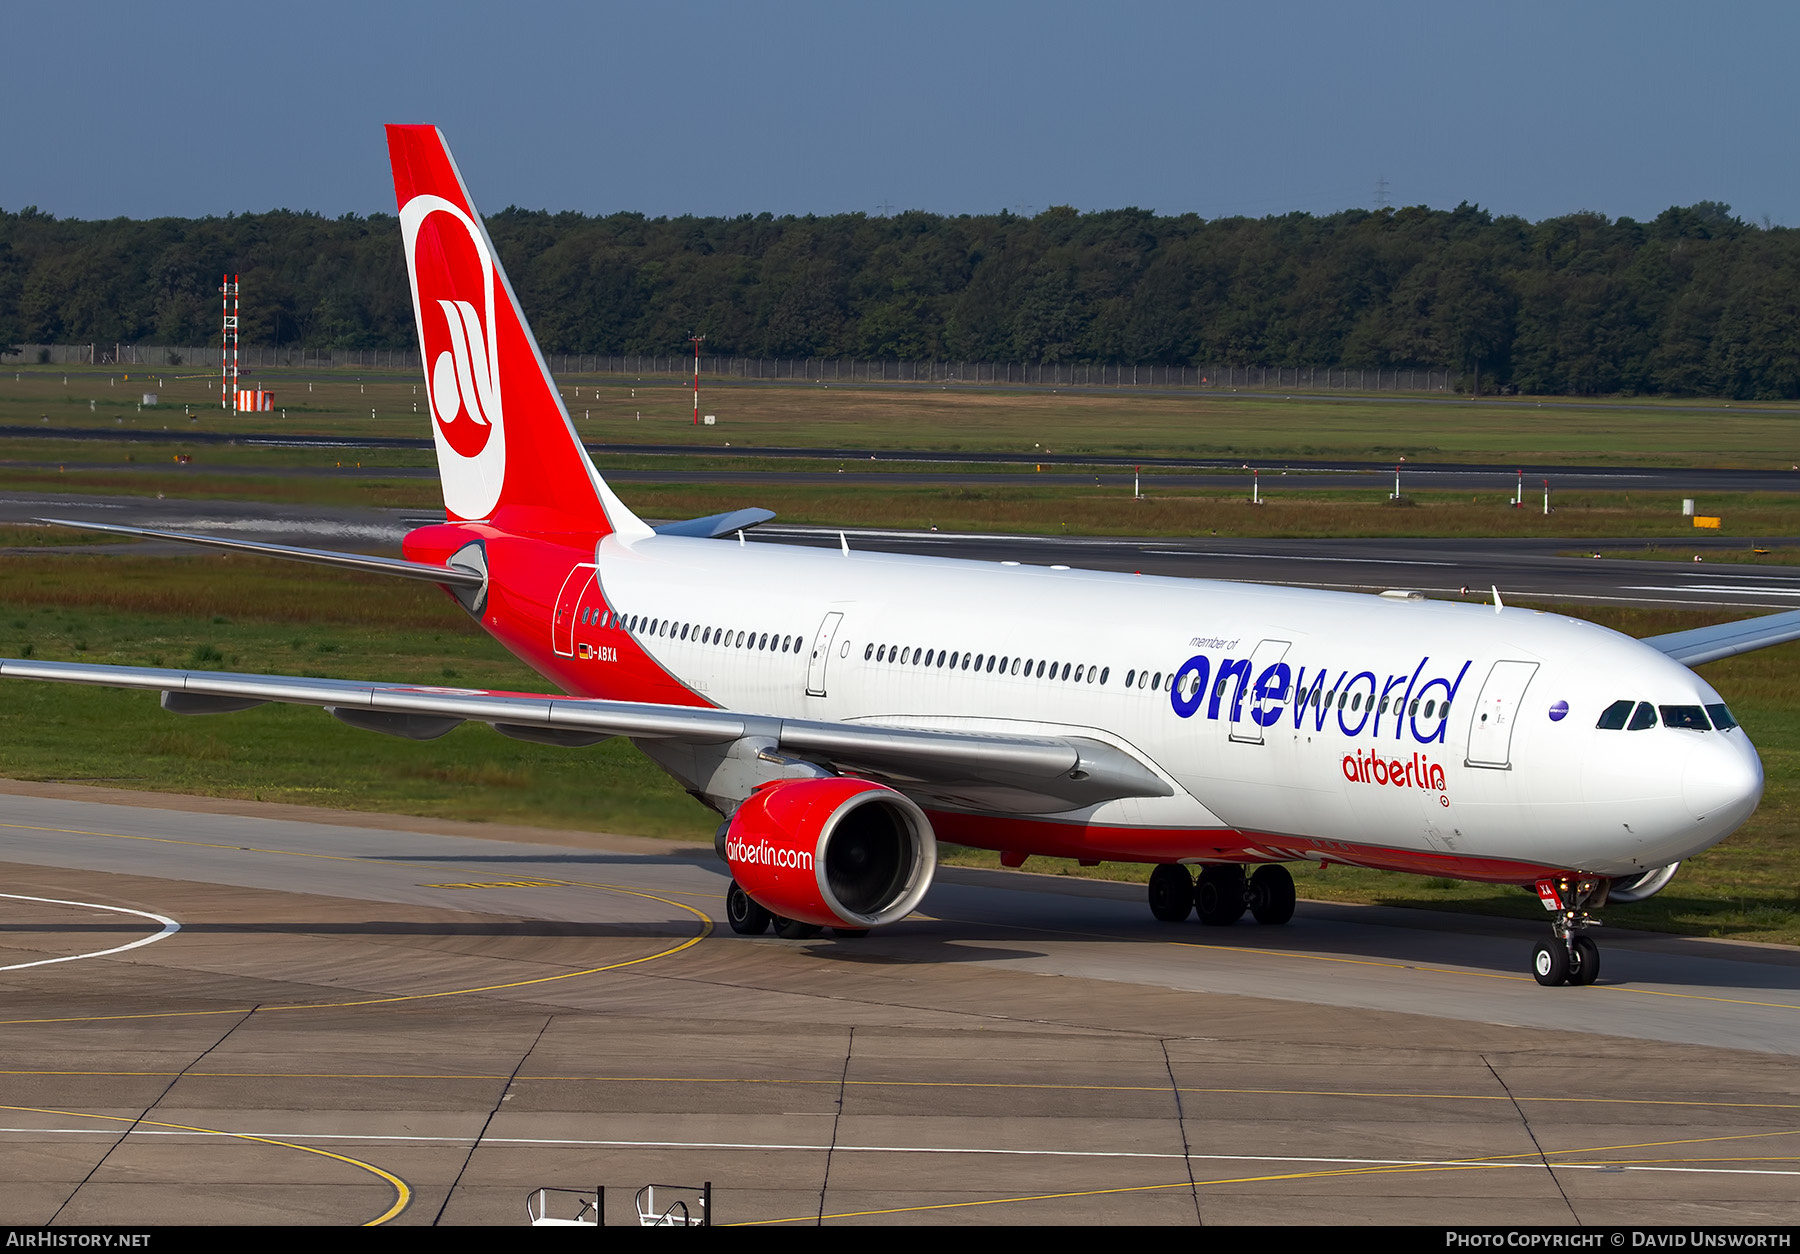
[1682,736,1763,828]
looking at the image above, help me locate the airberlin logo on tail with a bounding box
[399,193,507,520]
[725,837,814,871]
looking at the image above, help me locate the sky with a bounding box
[5,0,1798,226]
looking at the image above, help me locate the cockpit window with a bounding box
[1706,703,1739,731]
[1660,704,1710,732]
[1627,702,1658,731]
[1596,700,1633,730]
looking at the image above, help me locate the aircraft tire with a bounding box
[773,915,824,940]
[1148,864,1194,922]
[726,880,771,935]
[1195,865,1248,926]
[1532,940,1570,986]
[1567,935,1600,986]
[1248,865,1296,925]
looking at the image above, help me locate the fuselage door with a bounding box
[1464,659,1539,769]
[1229,638,1292,744]
[806,611,845,696]
[552,563,595,658]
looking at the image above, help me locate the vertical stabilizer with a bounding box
[386,124,650,540]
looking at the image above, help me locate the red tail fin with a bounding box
[386,124,647,540]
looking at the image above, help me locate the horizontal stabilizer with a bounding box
[651,507,777,539]
[1643,608,1800,667]
[39,518,485,589]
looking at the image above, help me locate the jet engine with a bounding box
[723,777,936,930]
[1608,862,1680,904]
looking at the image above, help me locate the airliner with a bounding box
[4,125,1792,987]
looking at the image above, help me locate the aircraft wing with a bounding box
[0,658,1171,813]
[1642,608,1800,667]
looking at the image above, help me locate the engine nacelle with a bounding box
[1608,862,1680,904]
[724,777,936,929]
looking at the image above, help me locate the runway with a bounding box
[5,489,1800,611]
[10,426,1800,491]
[0,782,1795,1226]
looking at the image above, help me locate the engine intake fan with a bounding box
[723,777,936,930]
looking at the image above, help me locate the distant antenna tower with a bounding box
[688,333,705,426]
[876,199,895,217]
[219,274,240,410]
[1375,175,1391,210]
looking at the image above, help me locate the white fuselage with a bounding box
[583,533,1762,879]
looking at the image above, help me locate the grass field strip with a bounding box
[0,892,179,972]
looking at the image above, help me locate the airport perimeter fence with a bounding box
[2,343,1457,394]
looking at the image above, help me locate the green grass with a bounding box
[13,363,1800,466]
[0,555,707,836]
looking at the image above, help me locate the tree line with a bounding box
[1,197,1797,397]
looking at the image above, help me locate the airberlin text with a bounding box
[1171,651,1473,748]
[725,837,813,871]
[1345,749,1446,792]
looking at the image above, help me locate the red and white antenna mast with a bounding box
[688,334,704,426]
[220,274,240,410]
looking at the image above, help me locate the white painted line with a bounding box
[1622,585,1800,598]
[0,1127,1793,1178]
[0,893,179,972]
[1142,551,1456,566]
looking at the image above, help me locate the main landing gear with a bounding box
[1531,875,1604,986]
[1148,863,1295,927]
[724,880,868,941]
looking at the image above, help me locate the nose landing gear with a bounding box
[1531,875,1604,986]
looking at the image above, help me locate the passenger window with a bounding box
[1011,658,1021,675]
[1061,663,1071,681]
[986,656,996,673]
[1099,667,1109,684]
[1125,669,1136,688]
[1660,705,1710,731]
[1424,700,1435,718]
[962,653,972,670]
[1628,702,1658,731]
[865,643,874,660]
[1706,703,1739,731]
[937,651,948,668]
[1036,660,1047,678]
[758,633,768,650]
[974,653,984,670]
[1074,665,1084,682]
[1152,672,1162,688]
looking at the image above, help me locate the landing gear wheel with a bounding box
[830,927,870,938]
[1532,940,1570,986]
[726,879,770,935]
[773,915,824,940]
[1567,935,1600,986]
[1195,865,1248,926]
[1248,865,1296,926]
[1147,864,1194,922]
